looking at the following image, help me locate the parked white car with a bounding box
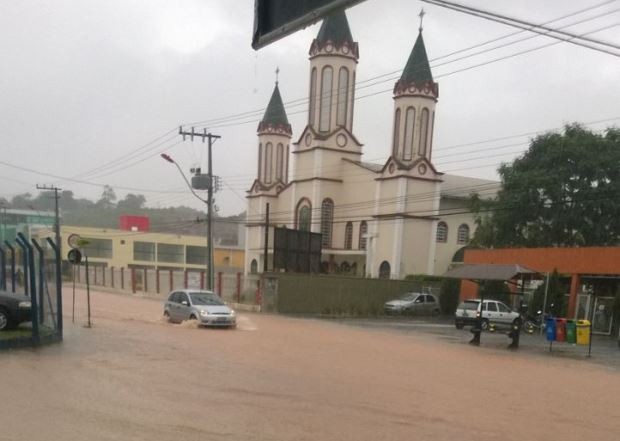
[384,293,440,316]
[454,299,520,330]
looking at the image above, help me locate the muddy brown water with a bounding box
[0,288,618,441]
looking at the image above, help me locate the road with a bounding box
[1,288,619,441]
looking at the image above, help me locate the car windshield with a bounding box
[460,301,480,310]
[190,293,224,306]
[399,294,417,301]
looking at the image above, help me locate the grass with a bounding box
[0,327,32,340]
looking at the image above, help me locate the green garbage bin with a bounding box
[566,320,577,344]
[576,320,591,345]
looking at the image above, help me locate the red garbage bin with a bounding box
[555,318,567,342]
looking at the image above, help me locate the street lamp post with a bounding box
[161,153,213,290]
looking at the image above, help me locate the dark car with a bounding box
[0,290,32,331]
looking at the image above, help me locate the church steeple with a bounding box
[255,79,291,188]
[390,21,438,165]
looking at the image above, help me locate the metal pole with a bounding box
[46,237,63,338]
[541,271,550,335]
[72,265,76,323]
[263,203,270,273]
[17,234,39,344]
[207,136,214,291]
[0,247,5,290]
[85,255,91,328]
[31,239,45,324]
[5,241,15,293]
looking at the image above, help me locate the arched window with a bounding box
[457,224,470,244]
[392,109,401,157]
[336,67,349,126]
[344,222,353,250]
[319,66,333,132]
[264,142,273,184]
[379,261,391,279]
[419,108,429,157]
[429,111,435,158]
[276,143,284,180]
[296,199,312,232]
[436,221,448,243]
[257,143,262,181]
[309,68,317,127]
[359,221,368,250]
[403,107,415,160]
[320,198,334,247]
[250,259,258,274]
[350,71,356,130]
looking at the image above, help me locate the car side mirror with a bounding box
[181,301,189,306]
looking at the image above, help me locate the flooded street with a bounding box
[1,288,619,441]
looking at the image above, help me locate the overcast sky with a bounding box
[0,0,618,216]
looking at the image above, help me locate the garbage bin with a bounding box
[555,318,567,342]
[566,320,577,344]
[545,317,556,342]
[576,320,591,345]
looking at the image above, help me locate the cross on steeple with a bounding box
[418,8,426,33]
[275,66,280,85]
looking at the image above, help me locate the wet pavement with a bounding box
[1,288,619,441]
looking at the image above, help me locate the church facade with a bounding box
[244,11,494,279]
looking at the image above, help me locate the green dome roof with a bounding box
[261,83,289,126]
[315,10,354,46]
[400,32,433,84]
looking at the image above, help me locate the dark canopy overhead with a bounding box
[442,264,540,281]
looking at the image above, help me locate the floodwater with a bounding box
[1,288,619,441]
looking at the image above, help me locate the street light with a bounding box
[160,153,214,291]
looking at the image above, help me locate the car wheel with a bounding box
[0,307,13,331]
[455,322,464,330]
[480,319,490,331]
[163,310,171,322]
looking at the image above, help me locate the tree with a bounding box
[11,193,33,209]
[471,124,620,247]
[97,185,117,209]
[117,193,146,210]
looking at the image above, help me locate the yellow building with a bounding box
[32,225,244,273]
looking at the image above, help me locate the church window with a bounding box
[379,261,391,279]
[296,199,312,232]
[344,222,353,250]
[319,66,333,132]
[250,259,258,274]
[359,221,368,250]
[457,224,470,244]
[392,109,401,157]
[257,143,262,181]
[429,111,435,158]
[403,107,415,161]
[336,67,349,126]
[276,143,284,180]
[350,71,356,130]
[265,142,273,184]
[309,68,317,127]
[320,198,334,247]
[436,222,448,243]
[419,108,429,157]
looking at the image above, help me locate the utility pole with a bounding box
[178,127,221,291]
[263,203,270,273]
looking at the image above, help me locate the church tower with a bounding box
[391,26,438,165]
[255,81,291,190]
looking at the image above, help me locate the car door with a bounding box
[425,295,438,314]
[496,301,512,324]
[485,301,499,324]
[168,292,182,322]
[177,292,191,321]
[412,295,425,315]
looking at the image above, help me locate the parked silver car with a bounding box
[384,293,440,316]
[164,290,236,328]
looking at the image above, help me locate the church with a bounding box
[244,10,495,279]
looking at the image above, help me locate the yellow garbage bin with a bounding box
[576,320,591,345]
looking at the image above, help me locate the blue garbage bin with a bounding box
[545,317,556,342]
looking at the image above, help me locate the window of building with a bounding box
[309,67,317,127]
[436,221,448,243]
[403,107,415,160]
[296,199,312,232]
[320,198,334,247]
[157,243,184,263]
[186,245,207,265]
[419,108,429,157]
[392,108,401,157]
[379,261,390,279]
[344,222,353,250]
[133,241,155,261]
[457,224,470,244]
[250,259,258,274]
[319,66,333,132]
[265,142,273,184]
[276,143,284,180]
[257,143,262,181]
[359,221,368,250]
[336,67,349,126]
[429,111,435,157]
[82,238,113,258]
